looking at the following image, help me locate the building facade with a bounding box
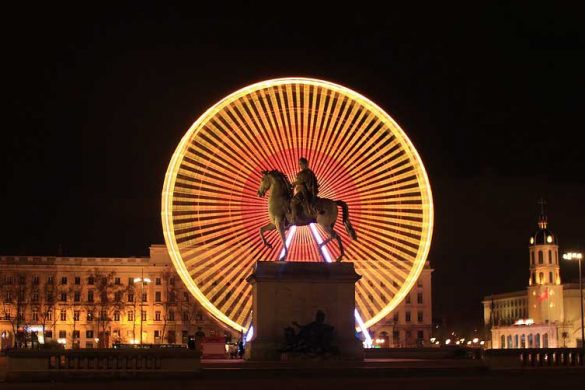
[369,262,433,347]
[1,245,433,350]
[482,207,584,348]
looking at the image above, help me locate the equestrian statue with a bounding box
[257,157,357,262]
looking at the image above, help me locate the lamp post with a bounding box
[563,252,584,355]
[134,271,151,346]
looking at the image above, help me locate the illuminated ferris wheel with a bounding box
[162,78,433,333]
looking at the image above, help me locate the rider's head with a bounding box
[299,157,308,169]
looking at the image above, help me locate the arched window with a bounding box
[535,333,541,348]
[539,272,544,284]
[555,252,557,264]
[514,334,519,348]
[507,335,512,349]
[521,334,526,348]
[548,250,552,264]
[543,333,549,348]
[538,251,543,264]
[528,334,533,348]
[532,272,536,285]
[501,335,505,349]
[549,272,553,284]
[531,252,535,265]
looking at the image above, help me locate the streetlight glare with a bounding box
[563,252,583,260]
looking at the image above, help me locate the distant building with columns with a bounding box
[482,204,584,348]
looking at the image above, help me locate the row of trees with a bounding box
[0,267,199,348]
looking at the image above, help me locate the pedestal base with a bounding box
[245,261,363,361]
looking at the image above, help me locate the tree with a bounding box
[31,272,57,347]
[84,268,126,348]
[0,272,30,349]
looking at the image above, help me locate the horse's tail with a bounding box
[336,200,357,240]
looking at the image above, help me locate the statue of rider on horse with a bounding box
[257,158,357,262]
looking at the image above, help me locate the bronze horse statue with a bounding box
[257,170,357,262]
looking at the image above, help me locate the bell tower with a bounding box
[527,199,563,324]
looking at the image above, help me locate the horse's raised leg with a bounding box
[259,223,276,249]
[276,221,288,261]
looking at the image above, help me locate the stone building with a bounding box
[369,261,433,347]
[482,206,584,348]
[0,245,226,350]
[1,245,433,350]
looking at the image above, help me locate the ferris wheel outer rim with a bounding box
[161,77,434,332]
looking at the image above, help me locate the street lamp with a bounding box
[134,274,151,346]
[563,252,584,355]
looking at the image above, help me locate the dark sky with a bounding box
[3,3,584,331]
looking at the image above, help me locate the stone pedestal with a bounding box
[245,261,363,361]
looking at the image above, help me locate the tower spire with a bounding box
[537,198,547,229]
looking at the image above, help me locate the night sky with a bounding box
[3,3,584,331]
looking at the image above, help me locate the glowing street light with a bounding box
[563,251,584,353]
[134,272,151,346]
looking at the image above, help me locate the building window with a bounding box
[114,311,120,321]
[141,311,147,321]
[417,330,424,340]
[417,311,423,322]
[405,311,411,322]
[549,272,553,284]
[128,311,134,321]
[543,333,549,348]
[61,277,67,285]
[32,292,39,302]
[100,310,107,321]
[19,276,26,285]
[182,330,189,343]
[88,276,95,285]
[183,311,189,321]
[74,276,80,285]
[142,293,147,302]
[46,310,53,321]
[168,330,176,343]
[59,330,66,339]
[168,311,175,321]
[501,335,505,348]
[548,250,552,264]
[88,291,94,302]
[128,277,134,286]
[87,311,94,321]
[155,311,161,321]
[73,330,80,339]
[405,294,411,304]
[32,276,40,285]
[169,291,176,303]
[170,278,175,286]
[114,277,121,285]
[417,281,423,288]
[86,330,94,338]
[535,333,541,348]
[74,311,80,321]
[115,291,122,302]
[539,272,544,284]
[538,251,543,264]
[60,292,67,302]
[32,310,39,321]
[128,293,134,303]
[154,330,161,339]
[417,293,423,304]
[60,309,66,321]
[47,276,54,285]
[155,291,162,302]
[74,292,81,302]
[156,278,161,285]
[521,334,526,348]
[183,292,189,302]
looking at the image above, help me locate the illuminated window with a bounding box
[32,310,39,321]
[155,311,161,321]
[128,311,134,321]
[60,309,66,321]
[114,311,120,321]
[74,311,80,321]
[539,272,544,284]
[87,311,94,321]
[141,311,147,321]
